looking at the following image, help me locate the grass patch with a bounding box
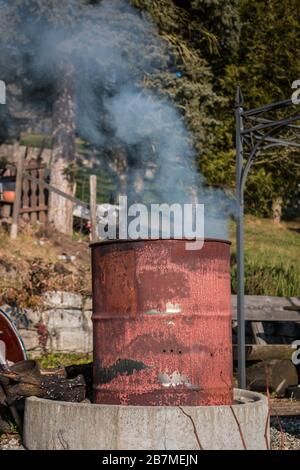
[230,216,300,296]
[20,133,53,149]
[75,166,116,204]
[19,134,89,153]
[33,353,92,369]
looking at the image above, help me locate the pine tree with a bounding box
[0,0,86,234]
[221,0,300,219]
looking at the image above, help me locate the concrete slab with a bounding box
[23,389,269,450]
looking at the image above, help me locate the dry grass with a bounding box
[0,224,91,308]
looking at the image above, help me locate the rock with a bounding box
[44,309,84,329]
[53,263,71,275]
[83,297,93,311]
[51,328,92,353]
[43,291,83,309]
[246,359,298,396]
[18,329,40,351]
[0,436,25,450]
[57,255,76,263]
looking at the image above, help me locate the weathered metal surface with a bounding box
[0,309,27,365]
[91,239,233,406]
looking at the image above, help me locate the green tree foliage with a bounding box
[207,0,300,217]
[130,0,222,157]
[238,0,300,217]
[138,0,300,218]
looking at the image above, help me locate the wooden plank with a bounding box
[19,205,48,214]
[284,306,300,312]
[0,203,12,218]
[270,399,300,417]
[23,172,89,208]
[22,168,30,222]
[231,295,300,321]
[37,167,47,223]
[233,344,297,361]
[24,162,46,171]
[251,322,267,345]
[289,297,300,307]
[29,168,38,223]
[10,148,26,239]
[232,308,300,321]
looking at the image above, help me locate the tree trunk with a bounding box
[49,63,76,235]
[271,196,283,224]
[111,146,128,201]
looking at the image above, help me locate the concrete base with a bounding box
[24,389,269,450]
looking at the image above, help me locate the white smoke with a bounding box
[0,0,234,239]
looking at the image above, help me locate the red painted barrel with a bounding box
[91,239,233,406]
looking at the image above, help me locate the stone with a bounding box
[44,309,84,329]
[83,297,93,311]
[43,291,83,309]
[18,329,40,352]
[246,359,298,396]
[50,328,92,353]
[82,310,93,332]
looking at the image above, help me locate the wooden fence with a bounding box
[0,159,48,223]
[1,150,95,240]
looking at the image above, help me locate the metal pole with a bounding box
[235,87,246,389]
[233,91,300,387]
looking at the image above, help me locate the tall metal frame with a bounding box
[235,87,300,388]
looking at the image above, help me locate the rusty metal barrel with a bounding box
[91,239,233,406]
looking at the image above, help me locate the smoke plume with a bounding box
[0,0,234,239]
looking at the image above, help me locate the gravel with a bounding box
[0,435,25,450]
[271,417,300,450]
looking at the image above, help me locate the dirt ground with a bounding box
[0,223,91,309]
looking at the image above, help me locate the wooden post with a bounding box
[251,322,267,345]
[89,174,97,243]
[10,149,26,240]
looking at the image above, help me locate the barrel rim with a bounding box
[90,238,231,248]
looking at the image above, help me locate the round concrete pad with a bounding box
[24,389,269,450]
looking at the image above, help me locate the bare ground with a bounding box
[0,223,91,309]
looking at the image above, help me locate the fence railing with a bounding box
[0,158,48,223]
[1,148,97,240]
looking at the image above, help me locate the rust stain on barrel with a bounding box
[91,239,233,406]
